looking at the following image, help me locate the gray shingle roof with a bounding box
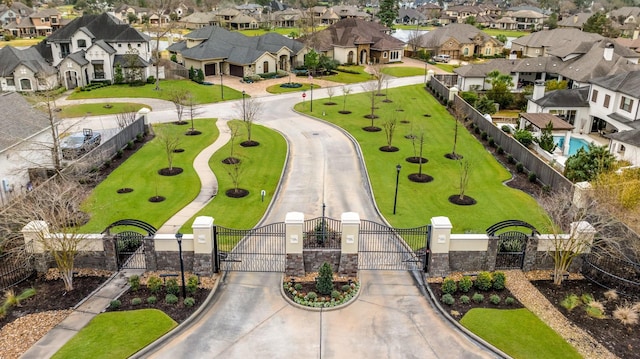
[305,18,404,52]
[67,50,89,66]
[531,86,590,108]
[512,28,603,52]
[607,128,640,145]
[590,70,640,98]
[416,23,499,48]
[0,46,56,77]
[46,13,148,44]
[0,92,50,153]
[169,26,304,65]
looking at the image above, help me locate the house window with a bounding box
[591,89,598,102]
[6,78,15,86]
[118,44,122,47]
[619,144,626,153]
[77,39,86,48]
[137,43,141,47]
[620,96,634,112]
[20,79,31,90]
[604,94,610,108]
[383,52,387,58]
[20,68,26,74]
[390,51,399,60]
[463,48,469,56]
[485,47,491,55]
[67,62,73,68]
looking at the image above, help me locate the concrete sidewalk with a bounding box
[20,269,143,359]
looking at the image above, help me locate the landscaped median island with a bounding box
[283,262,359,309]
[295,84,548,232]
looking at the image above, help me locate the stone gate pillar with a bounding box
[285,212,305,277]
[192,216,214,276]
[426,69,434,83]
[339,212,359,277]
[429,216,452,277]
[569,221,596,271]
[21,221,51,273]
[448,86,459,104]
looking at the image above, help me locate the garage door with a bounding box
[204,63,216,76]
[230,64,244,77]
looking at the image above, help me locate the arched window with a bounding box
[347,51,354,64]
[463,48,469,56]
[20,78,32,90]
[263,61,269,73]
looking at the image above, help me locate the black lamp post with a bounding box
[242,90,246,122]
[175,232,187,299]
[424,62,427,85]
[310,76,313,113]
[220,70,224,100]
[393,164,401,215]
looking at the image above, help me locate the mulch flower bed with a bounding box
[429,283,524,318]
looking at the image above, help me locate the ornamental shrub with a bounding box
[129,275,140,291]
[306,292,317,301]
[441,294,455,306]
[481,131,488,140]
[341,284,351,292]
[147,296,157,304]
[497,146,504,154]
[472,293,484,303]
[475,272,493,291]
[331,290,341,300]
[166,278,180,296]
[316,262,334,295]
[165,294,179,304]
[490,294,501,305]
[131,297,142,306]
[441,277,457,294]
[294,283,303,291]
[492,271,506,290]
[528,172,537,183]
[488,137,495,147]
[109,300,121,309]
[560,294,581,311]
[458,276,473,293]
[516,162,524,173]
[505,297,515,305]
[187,276,199,295]
[460,295,470,304]
[184,297,195,307]
[501,125,511,133]
[147,277,162,294]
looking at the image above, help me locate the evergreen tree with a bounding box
[113,63,124,84]
[535,121,557,153]
[583,12,620,37]
[564,143,616,182]
[377,0,398,29]
[316,262,334,295]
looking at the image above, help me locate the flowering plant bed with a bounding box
[283,272,359,309]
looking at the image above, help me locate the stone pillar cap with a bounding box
[192,216,214,228]
[431,216,452,229]
[341,212,360,224]
[285,212,304,224]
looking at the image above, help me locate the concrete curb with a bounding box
[129,271,226,358]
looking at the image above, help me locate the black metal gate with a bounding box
[358,220,430,271]
[115,231,146,270]
[303,216,342,249]
[487,220,537,270]
[214,222,286,272]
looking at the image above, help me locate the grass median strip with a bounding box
[57,103,150,119]
[52,309,176,359]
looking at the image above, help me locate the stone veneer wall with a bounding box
[338,253,357,277]
[304,249,341,273]
[428,253,450,277]
[155,251,194,272]
[193,253,212,276]
[144,238,157,271]
[448,252,488,272]
[286,253,305,277]
[75,251,110,270]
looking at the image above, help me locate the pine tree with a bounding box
[316,262,334,295]
[377,0,398,29]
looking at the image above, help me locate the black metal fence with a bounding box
[358,220,429,271]
[114,231,146,270]
[582,248,640,299]
[0,252,35,290]
[214,222,286,272]
[303,217,342,249]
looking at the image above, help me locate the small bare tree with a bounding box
[326,86,335,104]
[224,121,241,164]
[362,81,379,127]
[457,160,471,200]
[382,116,397,150]
[184,93,203,134]
[369,63,388,96]
[341,86,352,113]
[0,178,91,291]
[412,128,427,176]
[158,131,180,171]
[168,88,189,124]
[447,102,466,159]
[225,161,243,195]
[115,105,140,129]
[236,96,262,144]
[407,28,423,53]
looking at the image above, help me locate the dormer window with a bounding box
[77,39,86,48]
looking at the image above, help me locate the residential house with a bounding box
[269,8,303,28]
[319,6,370,25]
[443,5,499,24]
[455,38,640,91]
[609,6,640,25]
[500,9,547,31]
[396,8,427,25]
[304,18,405,65]
[167,26,306,78]
[0,46,58,92]
[511,28,603,58]
[41,13,151,89]
[0,2,33,26]
[235,3,264,16]
[179,11,216,29]
[310,6,327,19]
[229,13,259,30]
[0,91,54,204]
[213,8,241,27]
[415,23,503,60]
[615,37,640,53]
[416,3,441,22]
[4,9,64,38]
[526,81,590,136]
[112,4,151,24]
[557,12,592,30]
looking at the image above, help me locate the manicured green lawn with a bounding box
[52,309,176,359]
[382,67,427,78]
[394,25,434,30]
[266,83,320,94]
[80,119,219,232]
[57,103,150,119]
[434,63,457,73]
[460,308,581,359]
[235,28,296,36]
[67,80,243,104]
[481,28,529,38]
[181,120,287,232]
[296,84,547,233]
[323,66,373,84]
[0,37,43,48]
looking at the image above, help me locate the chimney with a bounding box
[603,42,614,61]
[532,80,546,101]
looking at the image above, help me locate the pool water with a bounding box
[554,136,591,156]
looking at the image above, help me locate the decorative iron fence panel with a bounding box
[0,252,35,290]
[358,220,429,271]
[115,231,146,270]
[215,222,286,272]
[495,231,527,269]
[582,248,640,299]
[303,217,342,249]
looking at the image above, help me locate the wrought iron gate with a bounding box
[487,220,537,270]
[358,220,430,271]
[214,222,286,272]
[115,231,146,270]
[303,216,342,249]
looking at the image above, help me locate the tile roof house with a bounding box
[167,26,306,78]
[557,12,592,30]
[415,23,503,60]
[0,46,58,92]
[0,91,54,201]
[455,40,640,91]
[511,28,604,58]
[40,13,151,89]
[303,18,405,65]
[4,8,64,38]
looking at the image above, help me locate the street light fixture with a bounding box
[310,75,313,113]
[424,62,427,85]
[242,90,246,122]
[393,164,401,215]
[175,232,187,299]
[220,70,224,100]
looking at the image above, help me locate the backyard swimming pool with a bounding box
[554,136,591,156]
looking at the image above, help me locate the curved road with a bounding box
[125,77,497,358]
